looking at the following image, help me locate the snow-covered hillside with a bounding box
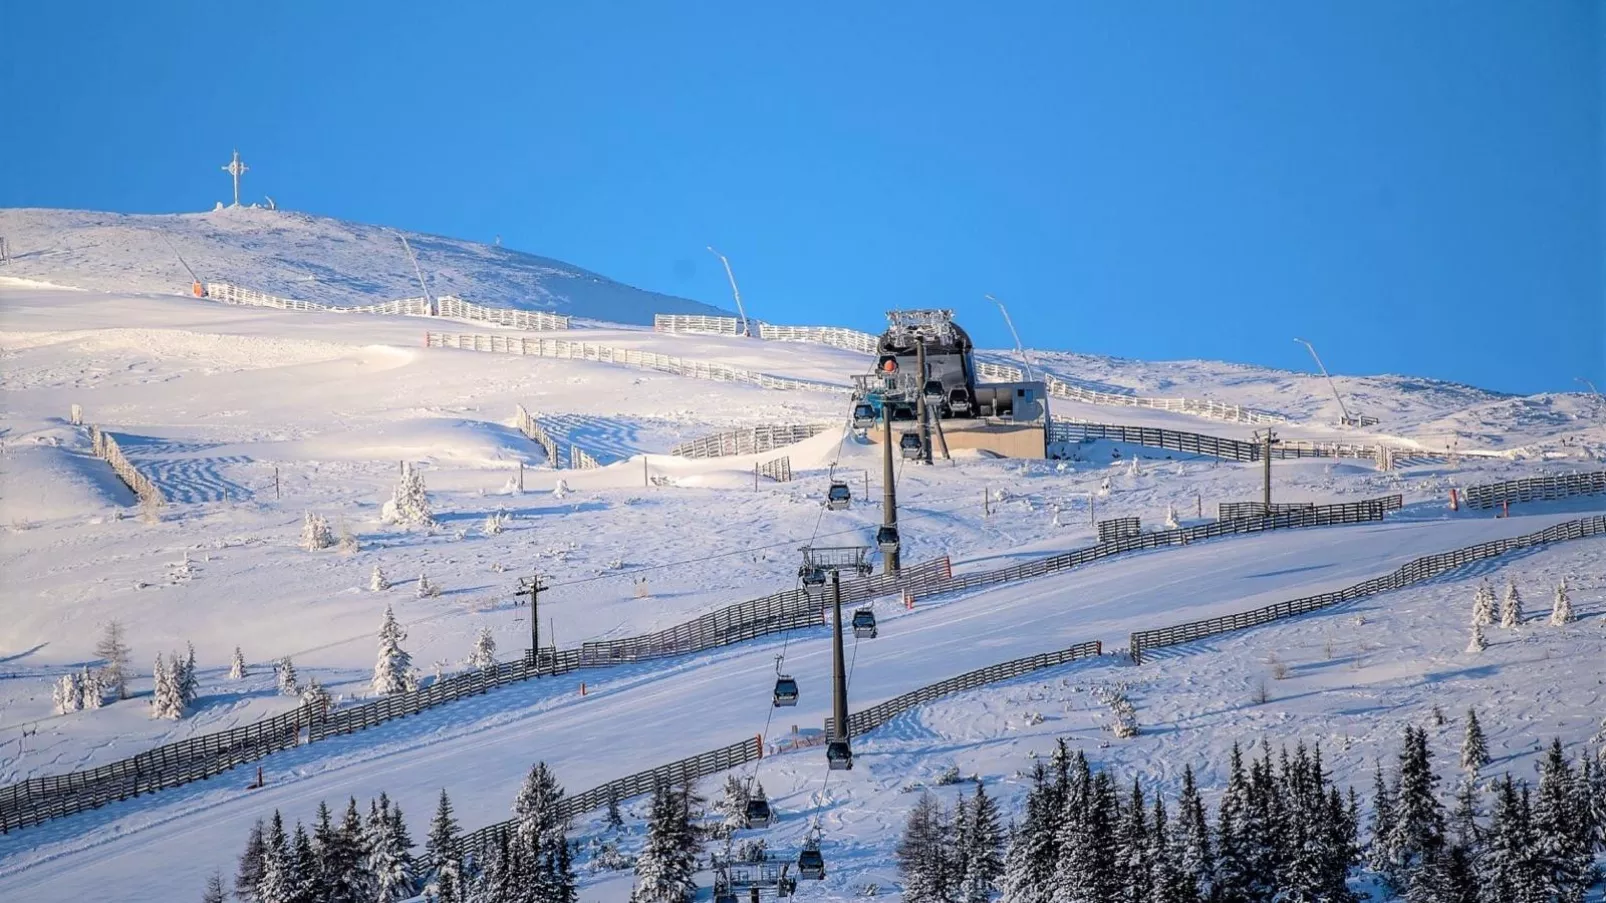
[0,207,729,324]
[1,220,1604,902]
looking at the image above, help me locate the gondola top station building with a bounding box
[854,309,1048,459]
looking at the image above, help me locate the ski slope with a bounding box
[2,235,1605,902]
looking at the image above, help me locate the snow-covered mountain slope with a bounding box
[0,207,728,324]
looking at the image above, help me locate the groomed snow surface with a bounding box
[1,273,1604,903]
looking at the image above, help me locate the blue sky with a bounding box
[1,1,1599,394]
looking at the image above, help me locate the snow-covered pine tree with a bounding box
[607,791,625,830]
[1115,779,1152,903]
[236,819,267,903]
[898,790,954,903]
[1500,579,1524,628]
[1000,763,1056,903]
[177,641,198,708]
[1382,726,1445,892]
[483,511,504,536]
[1466,621,1487,653]
[1368,758,1397,877]
[959,780,1003,903]
[715,775,750,837]
[95,619,131,700]
[370,565,390,593]
[277,656,299,696]
[382,462,434,527]
[416,573,439,598]
[229,645,247,679]
[1477,775,1538,902]
[1549,578,1574,626]
[1471,580,1495,628]
[424,789,463,903]
[52,672,82,714]
[1533,738,1591,901]
[1174,764,1212,901]
[1164,505,1179,530]
[257,811,295,903]
[467,626,496,671]
[372,604,415,696]
[514,761,569,855]
[1461,708,1489,775]
[308,802,340,903]
[300,676,332,715]
[1148,795,1187,903]
[1214,744,1254,902]
[632,785,698,903]
[335,796,376,903]
[366,794,416,902]
[150,653,181,719]
[200,870,227,903]
[79,667,103,709]
[289,823,317,903]
[301,510,334,551]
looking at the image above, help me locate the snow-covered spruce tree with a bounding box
[257,811,295,903]
[1381,725,1446,892]
[335,796,377,903]
[1052,765,1118,903]
[177,641,198,709]
[1000,763,1056,903]
[95,619,131,700]
[300,676,332,714]
[276,656,299,696]
[1164,505,1179,530]
[1115,779,1152,903]
[632,785,698,903]
[897,790,954,903]
[1466,621,1487,653]
[514,761,569,855]
[236,819,266,903]
[606,791,625,830]
[715,775,750,838]
[1477,775,1539,902]
[301,510,334,551]
[957,780,1003,903]
[483,511,505,536]
[1533,738,1592,901]
[365,794,416,903]
[290,823,317,903]
[382,462,434,528]
[150,653,183,719]
[79,668,103,710]
[1549,578,1574,626]
[1461,708,1489,775]
[229,646,247,680]
[1500,579,1524,628]
[467,626,496,671]
[372,605,415,696]
[416,573,440,599]
[1174,763,1213,901]
[1214,743,1254,902]
[1471,580,1495,628]
[424,789,463,903]
[370,565,389,593]
[52,672,82,715]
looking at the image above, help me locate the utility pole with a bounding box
[881,405,901,574]
[707,246,752,337]
[915,339,933,465]
[518,574,549,671]
[829,569,849,750]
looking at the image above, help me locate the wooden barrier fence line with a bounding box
[1461,471,1606,510]
[1048,420,1422,465]
[1127,514,1606,663]
[0,493,1401,833]
[514,405,562,468]
[205,283,571,330]
[87,424,165,508]
[425,332,847,395]
[463,640,1102,860]
[669,424,830,459]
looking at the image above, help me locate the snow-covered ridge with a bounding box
[0,207,727,325]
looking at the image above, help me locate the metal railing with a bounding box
[669,424,831,459]
[425,332,846,394]
[1462,471,1606,510]
[1128,514,1606,662]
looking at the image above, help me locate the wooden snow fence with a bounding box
[1461,471,1606,510]
[1128,514,1606,663]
